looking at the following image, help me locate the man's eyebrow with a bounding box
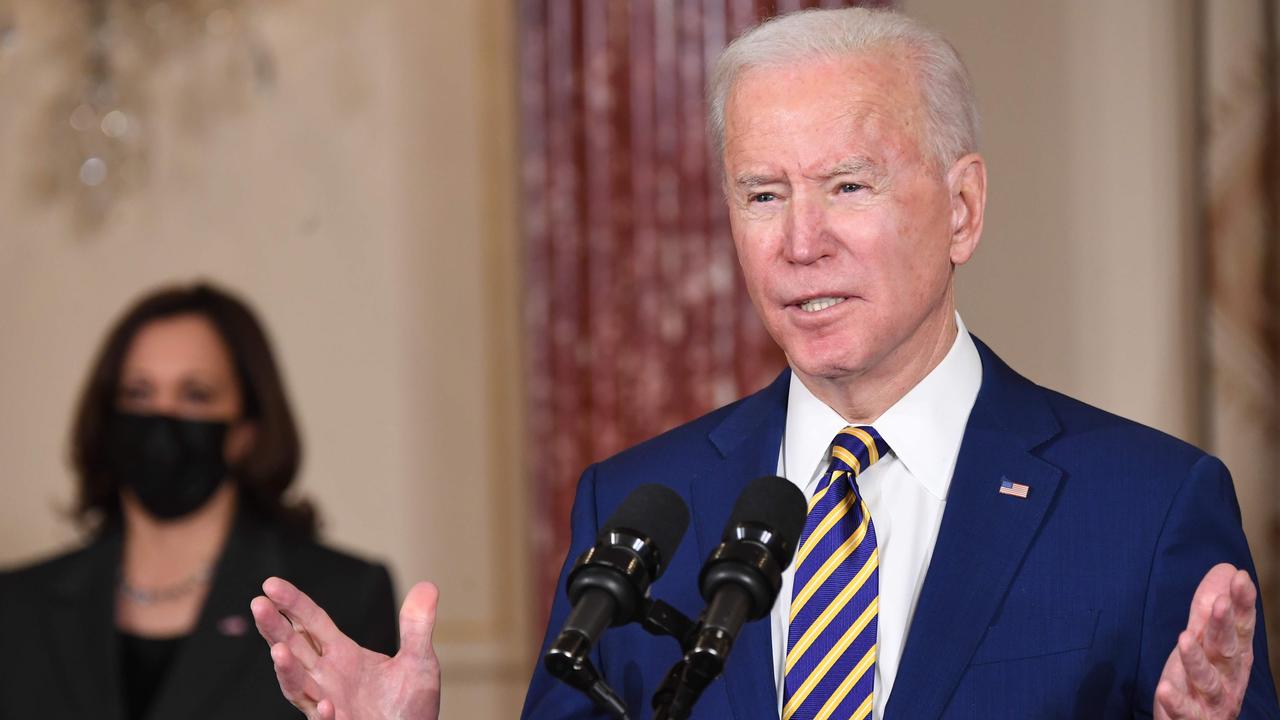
[732,157,883,187]
[820,157,881,179]
[733,172,783,188]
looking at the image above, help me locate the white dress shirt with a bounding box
[772,314,983,719]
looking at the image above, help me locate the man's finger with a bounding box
[252,595,323,669]
[252,595,295,645]
[270,642,325,708]
[398,581,440,663]
[1204,594,1239,661]
[1184,564,1232,640]
[263,577,347,651]
[1179,631,1226,706]
[288,626,324,670]
[1156,678,1195,719]
[1230,569,1257,642]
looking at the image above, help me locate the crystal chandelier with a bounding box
[7,0,278,231]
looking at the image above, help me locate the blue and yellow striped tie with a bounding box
[783,426,890,720]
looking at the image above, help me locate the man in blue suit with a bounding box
[250,7,1278,720]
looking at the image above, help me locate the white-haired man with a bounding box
[252,7,1279,719]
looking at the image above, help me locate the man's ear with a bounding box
[225,420,257,465]
[947,153,986,267]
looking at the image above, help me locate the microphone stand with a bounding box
[637,597,708,720]
[651,656,716,720]
[650,522,789,720]
[548,596,701,720]
[648,595,741,720]
[546,649,632,720]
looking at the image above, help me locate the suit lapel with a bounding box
[886,339,1064,719]
[44,530,126,720]
[145,512,284,720]
[691,369,789,720]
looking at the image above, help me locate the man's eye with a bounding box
[838,183,864,193]
[749,192,777,203]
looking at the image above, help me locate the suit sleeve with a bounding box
[1136,454,1280,718]
[521,463,615,720]
[351,563,399,657]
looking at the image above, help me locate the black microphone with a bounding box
[654,475,807,719]
[545,483,691,718]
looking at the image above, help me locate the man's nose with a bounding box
[782,194,831,265]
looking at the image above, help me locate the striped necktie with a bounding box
[783,426,890,720]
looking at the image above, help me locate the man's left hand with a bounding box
[1155,563,1257,719]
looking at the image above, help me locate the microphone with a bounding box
[654,475,807,719]
[545,483,691,718]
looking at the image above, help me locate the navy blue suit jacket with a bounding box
[523,338,1279,718]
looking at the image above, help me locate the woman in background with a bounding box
[0,282,397,720]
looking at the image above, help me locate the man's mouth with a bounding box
[797,296,848,313]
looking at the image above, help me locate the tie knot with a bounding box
[829,426,889,478]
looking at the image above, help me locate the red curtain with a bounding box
[520,0,888,623]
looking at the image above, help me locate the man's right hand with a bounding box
[251,576,442,720]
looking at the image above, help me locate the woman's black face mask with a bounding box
[106,411,231,520]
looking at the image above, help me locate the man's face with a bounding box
[724,51,971,385]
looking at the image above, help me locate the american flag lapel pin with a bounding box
[999,478,1030,499]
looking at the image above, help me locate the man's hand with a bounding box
[251,576,441,720]
[1155,563,1257,719]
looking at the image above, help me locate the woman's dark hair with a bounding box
[71,281,318,537]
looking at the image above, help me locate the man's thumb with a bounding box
[398,581,440,661]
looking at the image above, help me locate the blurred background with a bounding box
[0,0,1275,716]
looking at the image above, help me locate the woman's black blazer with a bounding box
[0,511,397,720]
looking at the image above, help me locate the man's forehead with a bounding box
[722,54,926,171]
[724,102,904,169]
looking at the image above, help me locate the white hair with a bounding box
[708,7,980,173]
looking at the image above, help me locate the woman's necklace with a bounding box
[117,565,214,605]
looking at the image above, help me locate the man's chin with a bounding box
[785,353,869,384]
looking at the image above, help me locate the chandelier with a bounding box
[4,0,278,231]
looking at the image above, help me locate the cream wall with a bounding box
[0,0,529,716]
[905,0,1274,580]
[903,0,1211,526]
[905,0,1199,439]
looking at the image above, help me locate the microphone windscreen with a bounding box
[726,475,807,559]
[600,483,690,577]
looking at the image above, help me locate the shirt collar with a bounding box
[783,313,983,500]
